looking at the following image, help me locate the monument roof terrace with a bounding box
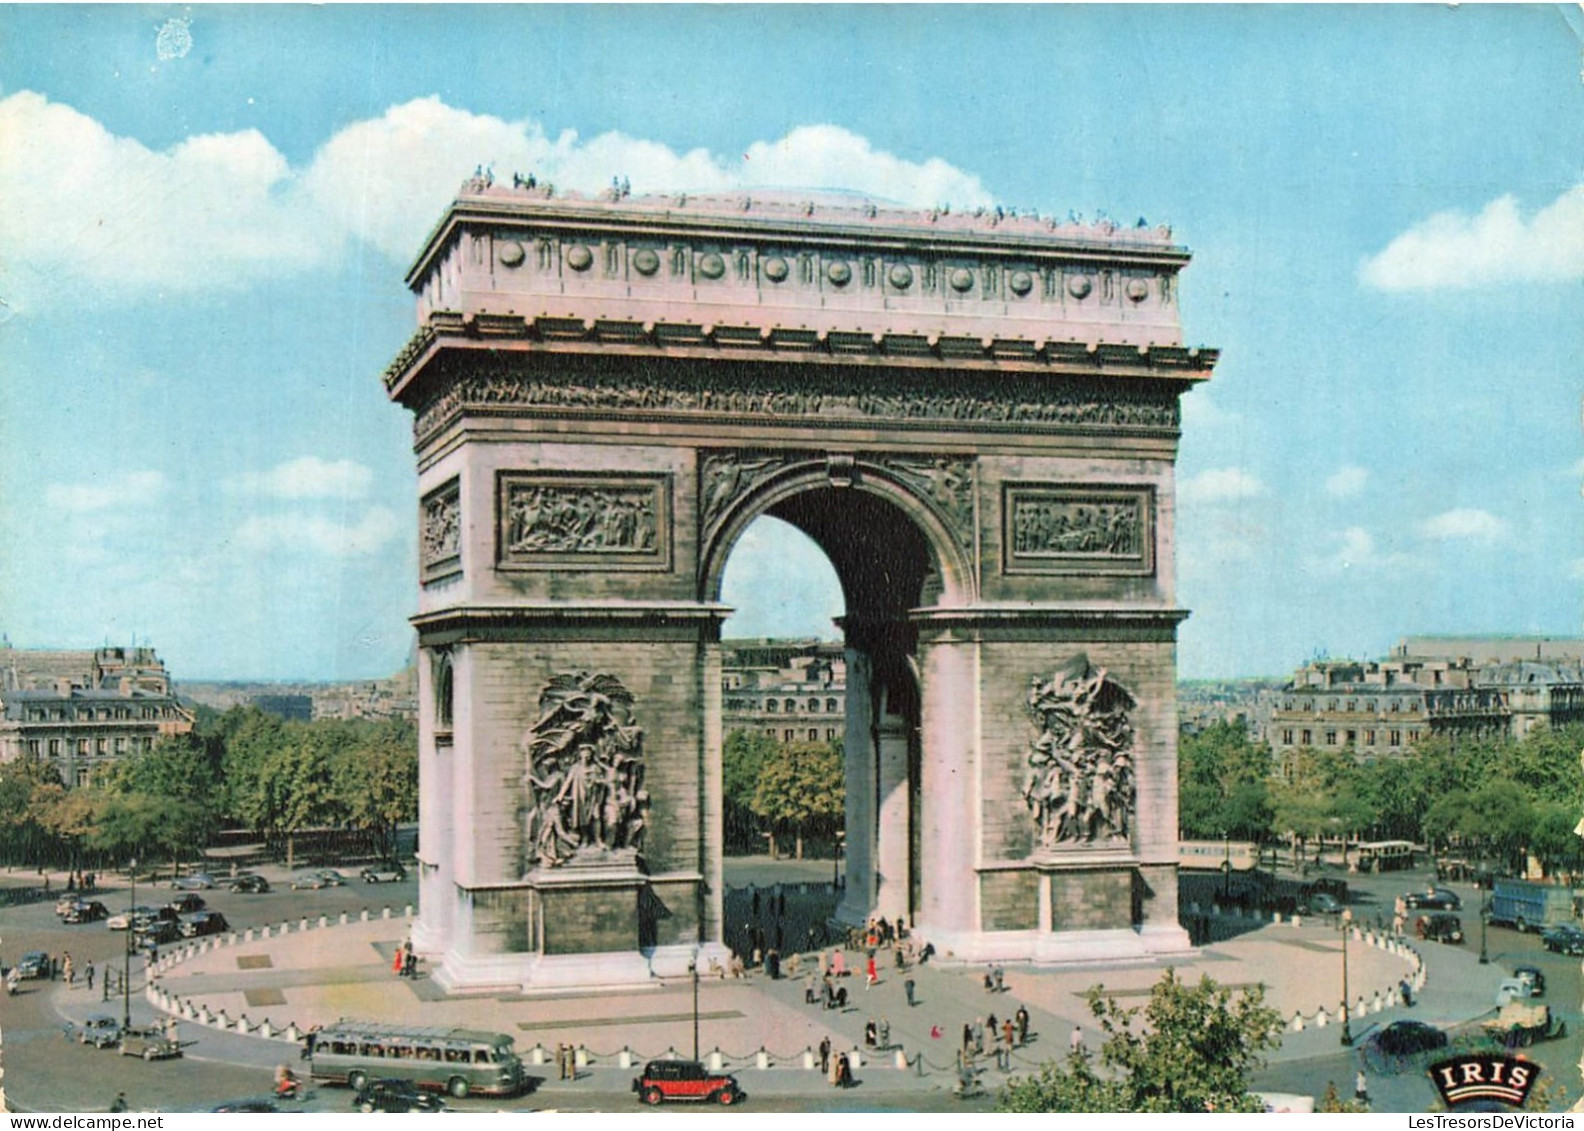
[385,179,1217,399]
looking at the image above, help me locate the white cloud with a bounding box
[1309,525,1415,575]
[0,91,332,303]
[44,470,167,512]
[1325,466,1369,499]
[1178,467,1266,504]
[303,100,993,263]
[235,507,401,557]
[0,90,995,304]
[1418,508,1508,542]
[1359,183,1584,291]
[225,457,374,501]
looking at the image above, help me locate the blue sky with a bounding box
[1,5,1580,681]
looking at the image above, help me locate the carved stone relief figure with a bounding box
[1011,496,1140,558]
[699,450,800,534]
[875,455,976,555]
[421,485,461,567]
[1023,654,1136,848]
[504,482,658,555]
[522,672,648,868]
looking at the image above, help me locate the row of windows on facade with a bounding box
[1278,698,1420,714]
[25,735,152,758]
[758,728,841,743]
[723,697,843,714]
[21,704,183,723]
[1280,728,1410,748]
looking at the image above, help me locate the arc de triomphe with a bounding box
[382,180,1217,991]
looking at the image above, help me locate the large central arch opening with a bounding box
[715,483,946,949]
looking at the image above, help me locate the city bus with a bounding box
[1178,840,1259,872]
[307,1021,525,1098]
[1354,840,1415,873]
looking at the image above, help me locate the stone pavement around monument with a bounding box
[24,906,1520,1111]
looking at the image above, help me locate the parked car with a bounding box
[1416,913,1464,944]
[632,1059,745,1105]
[171,873,216,891]
[1543,924,1584,955]
[1404,888,1462,912]
[1513,965,1546,996]
[134,918,181,946]
[180,911,230,938]
[107,906,158,930]
[229,874,270,894]
[360,863,407,884]
[167,893,206,914]
[315,869,350,887]
[61,900,108,924]
[15,951,50,979]
[352,1078,448,1113]
[120,1025,182,1061]
[79,1015,124,1049]
[1369,1020,1448,1057]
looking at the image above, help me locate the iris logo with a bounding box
[1429,1054,1540,1108]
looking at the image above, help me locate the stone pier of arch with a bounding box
[382,181,1219,991]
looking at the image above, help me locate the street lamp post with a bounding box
[122,857,137,1031]
[1479,895,1490,965]
[1339,908,1354,1046]
[689,952,700,1061]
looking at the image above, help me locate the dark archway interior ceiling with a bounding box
[766,487,935,623]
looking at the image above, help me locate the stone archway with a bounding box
[385,182,1217,990]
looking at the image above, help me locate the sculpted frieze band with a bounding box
[415,367,1180,441]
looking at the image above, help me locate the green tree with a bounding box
[998,969,1285,1112]
[1177,721,1272,843]
[750,740,843,859]
[331,718,417,862]
[722,729,780,852]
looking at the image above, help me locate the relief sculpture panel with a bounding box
[497,472,671,570]
[1002,484,1154,576]
[420,479,461,583]
[522,672,648,869]
[1024,654,1136,850]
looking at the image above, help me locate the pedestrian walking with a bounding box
[819,1035,831,1074]
[63,952,74,986]
[1069,1025,1084,1053]
[904,977,916,1007]
[1016,1005,1029,1046]
[1002,1018,1015,1050]
[961,1023,973,1054]
[865,1019,878,1048]
[994,965,1005,993]
[836,1052,853,1089]
[865,953,878,988]
[987,1011,998,1037]
[1355,1068,1369,1106]
[983,967,995,992]
[86,963,94,992]
[392,947,404,976]
[878,1018,890,1050]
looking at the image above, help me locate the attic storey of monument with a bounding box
[383,182,1217,991]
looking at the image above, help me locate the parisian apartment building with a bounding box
[721,638,846,745]
[0,643,196,786]
[1254,636,1584,761]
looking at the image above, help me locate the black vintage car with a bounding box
[1415,913,1464,944]
[352,1078,447,1113]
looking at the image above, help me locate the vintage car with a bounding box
[632,1059,744,1105]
